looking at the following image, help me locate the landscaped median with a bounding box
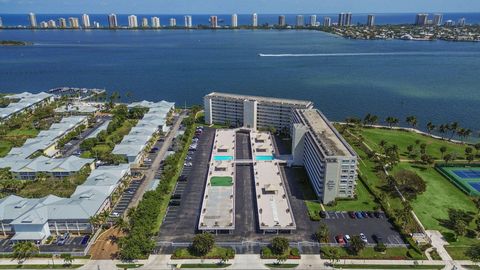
[172,246,235,260]
[321,246,424,260]
[179,263,231,269]
[331,264,444,269]
[0,265,83,269]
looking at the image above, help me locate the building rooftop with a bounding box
[198,129,236,230]
[250,130,296,231]
[206,92,314,108]
[0,92,53,120]
[297,109,355,157]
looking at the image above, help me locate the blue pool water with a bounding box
[256,155,274,161]
[214,155,233,161]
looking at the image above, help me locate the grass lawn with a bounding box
[325,179,378,211]
[0,265,82,269]
[393,163,477,246]
[171,246,235,260]
[332,264,444,269]
[180,264,231,269]
[265,263,299,269]
[6,128,39,137]
[321,247,425,260]
[92,144,112,153]
[210,176,233,186]
[462,265,480,270]
[0,140,13,157]
[305,200,322,221]
[116,263,143,269]
[444,246,470,260]
[359,127,470,160]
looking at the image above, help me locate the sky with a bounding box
[1,0,480,14]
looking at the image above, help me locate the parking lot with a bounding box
[322,210,404,245]
[157,126,214,242]
[0,234,90,253]
[110,176,144,219]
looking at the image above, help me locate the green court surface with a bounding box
[210,176,233,186]
[436,165,480,196]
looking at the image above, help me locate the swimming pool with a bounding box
[256,155,274,161]
[214,155,233,161]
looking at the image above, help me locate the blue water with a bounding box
[0,26,480,133]
[214,156,233,161]
[256,155,274,161]
[1,13,480,27]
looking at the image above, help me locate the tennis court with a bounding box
[436,166,480,196]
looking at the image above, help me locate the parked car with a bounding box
[80,235,90,245]
[374,211,381,218]
[57,233,70,246]
[111,212,120,218]
[361,211,368,218]
[319,211,327,218]
[344,234,351,244]
[367,211,375,218]
[359,233,368,243]
[335,235,345,245]
[355,212,363,219]
[348,211,356,219]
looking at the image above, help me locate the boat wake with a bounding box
[258,52,445,57]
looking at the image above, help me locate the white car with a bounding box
[344,234,351,244]
[111,212,120,218]
[359,233,368,243]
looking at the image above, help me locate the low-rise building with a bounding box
[0,92,54,122]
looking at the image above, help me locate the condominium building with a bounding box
[231,14,238,28]
[169,18,176,27]
[433,14,443,26]
[108,13,118,28]
[415,13,429,26]
[278,15,286,27]
[39,21,48,28]
[58,18,67,28]
[309,15,317,26]
[252,13,258,27]
[82,14,90,28]
[210,16,218,28]
[345,12,352,26]
[151,17,160,28]
[184,15,192,28]
[296,15,304,27]
[0,17,3,28]
[128,15,138,28]
[28,12,37,28]
[323,17,332,27]
[142,17,149,28]
[458,17,466,27]
[47,20,56,28]
[204,92,313,131]
[292,109,357,204]
[367,14,375,27]
[68,17,79,28]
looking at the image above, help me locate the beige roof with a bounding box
[206,92,313,107]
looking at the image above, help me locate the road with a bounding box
[128,111,187,210]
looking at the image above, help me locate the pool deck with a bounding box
[250,130,296,232]
[198,129,236,231]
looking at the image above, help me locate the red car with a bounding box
[335,235,345,245]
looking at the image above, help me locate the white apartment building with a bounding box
[252,13,258,27]
[82,14,90,28]
[151,17,160,28]
[292,109,357,204]
[128,15,138,28]
[204,92,313,132]
[231,14,238,28]
[184,15,192,28]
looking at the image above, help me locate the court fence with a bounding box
[435,163,480,196]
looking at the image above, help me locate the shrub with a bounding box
[374,242,387,252]
[290,248,300,257]
[271,237,289,255]
[191,233,215,256]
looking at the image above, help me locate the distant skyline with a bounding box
[1,0,480,14]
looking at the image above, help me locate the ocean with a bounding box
[0,17,480,132]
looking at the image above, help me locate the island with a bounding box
[0,40,33,46]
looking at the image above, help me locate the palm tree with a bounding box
[385,117,398,128]
[443,153,453,165]
[426,122,436,134]
[440,146,447,159]
[406,116,418,128]
[13,242,39,262]
[448,122,459,140]
[438,124,448,140]
[114,217,129,233]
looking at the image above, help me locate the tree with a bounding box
[60,253,74,266]
[448,122,459,140]
[12,242,39,262]
[443,153,453,164]
[315,222,329,243]
[453,220,468,238]
[349,235,366,254]
[406,116,418,128]
[374,242,387,252]
[426,122,436,134]
[271,237,289,255]
[328,247,340,264]
[394,170,426,200]
[466,243,480,262]
[191,233,215,256]
[385,116,399,128]
[439,146,447,159]
[438,124,448,139]
[276,254,288,265]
